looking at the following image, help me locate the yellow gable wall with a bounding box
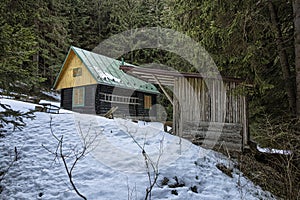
[55,50,97,90]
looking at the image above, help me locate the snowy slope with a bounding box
[0,99,276,200]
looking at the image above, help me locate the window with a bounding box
[73,68,82,77]
[73,87,85,107]
[144,95,152,109]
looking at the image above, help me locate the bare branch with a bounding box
[119,120,163,200]
[43,116,103,200]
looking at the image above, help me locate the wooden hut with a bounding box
[120,66,249,151]
[53,46,159,118]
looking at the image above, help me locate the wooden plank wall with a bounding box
[72,85,97,114]
[61,88,73,110]
[174,77,245,124]
[95,84,157,118]
[173,77,248,151]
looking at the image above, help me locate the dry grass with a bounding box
[236,148,300,200]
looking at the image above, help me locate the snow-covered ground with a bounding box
[0,99,276,200]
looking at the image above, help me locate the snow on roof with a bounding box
[54,46,159,94]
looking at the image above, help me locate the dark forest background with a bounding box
[1,0,300,150]
[1,1,300,198]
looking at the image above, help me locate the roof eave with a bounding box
[52,47,74,90]
[120,65,246,85]
[69,46,101,84]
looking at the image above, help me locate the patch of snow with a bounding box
[38,99,61,108]
[95,68,121,83]
[41,91,61,101]
[0,99,277,200]
[137,121,165,131]
[0,98,36,111]
[257,145,292,155]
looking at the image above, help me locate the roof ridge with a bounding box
[64,46,159,94]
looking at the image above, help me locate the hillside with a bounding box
[0,99,276,200]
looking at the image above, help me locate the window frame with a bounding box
[72,87,85,107]
[73,67,82,77]
[144,95,152,109]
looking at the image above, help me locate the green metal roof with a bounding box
[54,46,159,94]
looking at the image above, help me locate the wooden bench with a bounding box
[36,103,60,114]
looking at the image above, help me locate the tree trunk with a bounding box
[294,0,300,117]
[268,1,297,115]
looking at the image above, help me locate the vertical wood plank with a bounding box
[182,77,186,121]
[235,83,238,123]
[190,78,194,121]
[218,80,221,122]
[228,82,231,123]
[188,78,192,121]
[207,80,211,121]
[242,95,249,148]
[196,78,201,121]
[201,79,205,121]
[173,78,179,136]
[215,80,218,122]
[212,79,216,122]
[232,82,236,123]
[221,81,226,123]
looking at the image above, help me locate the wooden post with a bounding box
[173,78,182,137]
[242,96,249,148]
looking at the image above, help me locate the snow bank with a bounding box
[0,99,276,200]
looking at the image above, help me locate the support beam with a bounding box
[153,75,174,106]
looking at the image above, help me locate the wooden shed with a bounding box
[53,46,159,118]
[120,66,249,151]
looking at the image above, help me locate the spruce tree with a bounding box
[0,0,43,94]
[33,0,71,85]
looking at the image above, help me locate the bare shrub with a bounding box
[247,115,300,199]
[43,116,100,200]
[118,120,164,200]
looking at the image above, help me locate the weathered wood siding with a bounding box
[136,92,157,118]
[95,84,157,118]
[174,77,246,123]
[173,77,248,151]
[61,88,73,110]
[95,84,137,116]
[181,121,243,151]
[72,85,97,114]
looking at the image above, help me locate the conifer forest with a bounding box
[1,0,300,198]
